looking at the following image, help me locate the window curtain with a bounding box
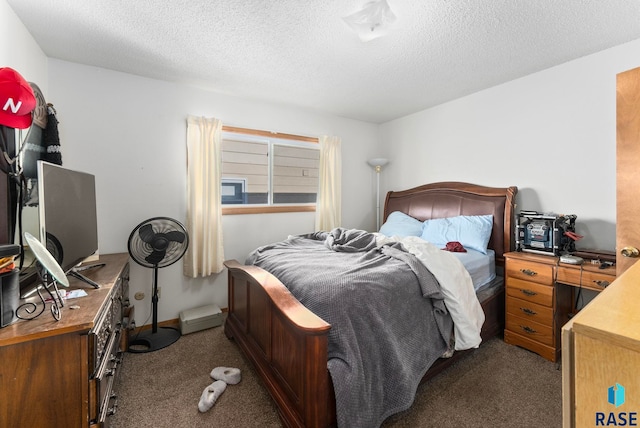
[315,135,342,231]
[184,116,224,277]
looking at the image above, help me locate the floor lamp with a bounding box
[367,158,389,230]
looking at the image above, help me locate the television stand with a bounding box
[69,263,106,289]
[0,254,131,427]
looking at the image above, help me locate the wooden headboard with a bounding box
[383,182,518,266]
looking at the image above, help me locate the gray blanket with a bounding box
[246,228,454,428]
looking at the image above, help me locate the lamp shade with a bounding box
[367,158,389,168]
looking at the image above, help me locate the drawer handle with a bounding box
[519,307,537,316]
[520,269,538,276]
[520,325,537,334]
[520,289,538,297]
[107,397,118,416]
[593,280,610,287]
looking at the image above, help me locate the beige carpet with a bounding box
[111,325,562,427]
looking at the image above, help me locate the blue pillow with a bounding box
[379,211,424,237]
[421,214,494,254]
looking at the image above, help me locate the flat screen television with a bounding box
[33,161,100,288]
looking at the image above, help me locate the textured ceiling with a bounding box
[7,0,640,123]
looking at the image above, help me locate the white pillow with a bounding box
[421,215,493,254]
[379,211,423,237]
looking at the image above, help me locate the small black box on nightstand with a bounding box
[516,211,577,256]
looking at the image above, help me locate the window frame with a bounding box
[220,126,319,215]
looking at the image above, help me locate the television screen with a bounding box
[37,161,98,274]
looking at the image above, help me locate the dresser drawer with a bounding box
[506,259,554,285]
[506,313,554,347]
[506,296,553,326]
[504,330,557,362]
[506,277,554,307]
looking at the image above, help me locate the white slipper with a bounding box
[210,366,242,385]
[198,380,226,412]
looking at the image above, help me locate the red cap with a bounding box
[0,67,36,129]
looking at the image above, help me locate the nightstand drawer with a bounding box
[506,314,554,347]
[506,259,554,285]
[506,296,553,326]
[556,267,615,290]
[506,277,554,307]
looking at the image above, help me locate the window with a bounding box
[221,127,319,214]
[221,178,247,204]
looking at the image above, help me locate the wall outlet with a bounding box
[134,292,145,300]
[157,287,161,299]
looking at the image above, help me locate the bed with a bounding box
[223,182,517,428]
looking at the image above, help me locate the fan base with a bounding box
[128,327,181,353]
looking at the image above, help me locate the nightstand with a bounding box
[503,252,572,362]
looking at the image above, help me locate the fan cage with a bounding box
[128,217,189,269]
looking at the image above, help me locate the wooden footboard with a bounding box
[224,260,334,428]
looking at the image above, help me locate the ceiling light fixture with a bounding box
[343,0,397,42]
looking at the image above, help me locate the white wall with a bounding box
[46,60,379,326]
[0,0,47,92]
[379,38,640,252]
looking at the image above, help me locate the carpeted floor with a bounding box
[111,324,562,427]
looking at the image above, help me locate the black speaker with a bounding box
[0,244,20,327]
[0,268,19,327]
[0,125,17,244]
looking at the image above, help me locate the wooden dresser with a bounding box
[0,253,131,428]
[503,251,616,362]
[562,259,640,427]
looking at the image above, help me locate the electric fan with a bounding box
[127,217,189,353]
